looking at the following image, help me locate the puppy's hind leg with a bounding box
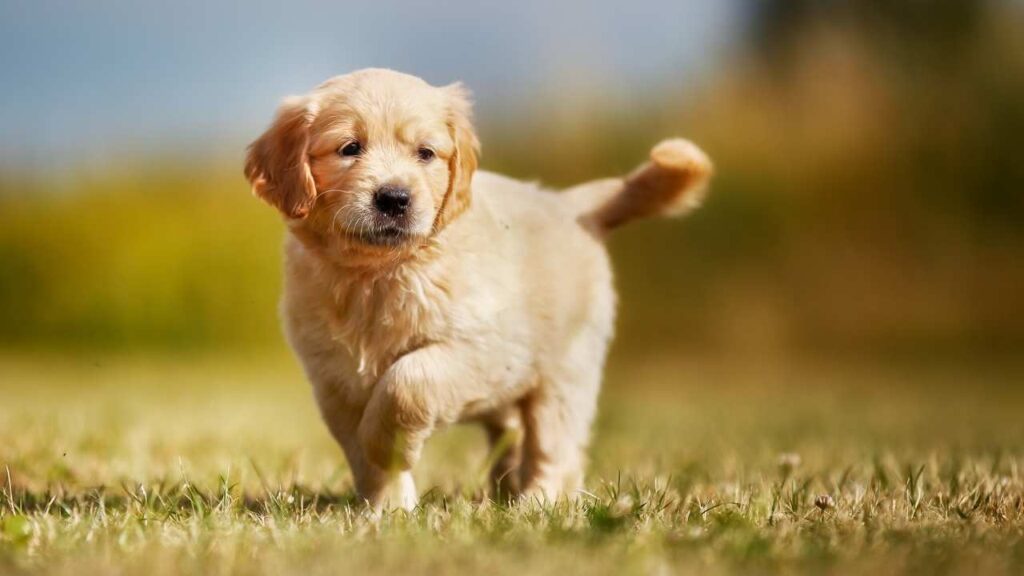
[482,407,524,502]
[518,364,603,501]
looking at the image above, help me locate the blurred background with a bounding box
[4,8,1024,573]
[1,0,1022,365]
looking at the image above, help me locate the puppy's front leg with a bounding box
[357,344,473,473]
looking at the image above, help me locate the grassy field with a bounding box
[1,353,1023,575]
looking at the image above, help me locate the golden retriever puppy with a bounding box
[244,68,711,509]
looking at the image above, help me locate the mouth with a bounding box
[346,226,414,247]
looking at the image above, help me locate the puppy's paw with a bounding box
[395,472,419,511]
[650,138,713,176]
[517,483,586,507]
[363,472,419,514]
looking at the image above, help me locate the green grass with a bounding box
[1,354,1023,575]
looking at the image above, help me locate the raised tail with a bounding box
[568,139,713,237]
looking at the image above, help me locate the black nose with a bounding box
[373,185,411,217]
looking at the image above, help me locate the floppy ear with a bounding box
[244,96,319,219]
[434,83,480,232]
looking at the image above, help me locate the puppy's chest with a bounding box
[327,266,453,379]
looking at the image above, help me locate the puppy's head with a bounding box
[244,69,479,251]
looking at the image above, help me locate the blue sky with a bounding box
[0,0,744,169]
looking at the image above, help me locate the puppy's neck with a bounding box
[287,227,454,378]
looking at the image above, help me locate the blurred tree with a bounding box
[749,0,988,68]
[747,0,1024,225]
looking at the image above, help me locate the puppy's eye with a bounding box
[339,141,362,157]
[417,147,435,162]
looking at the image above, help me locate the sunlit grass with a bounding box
[2,354,1023,575]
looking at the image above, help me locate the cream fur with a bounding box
[244,69,712,509]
